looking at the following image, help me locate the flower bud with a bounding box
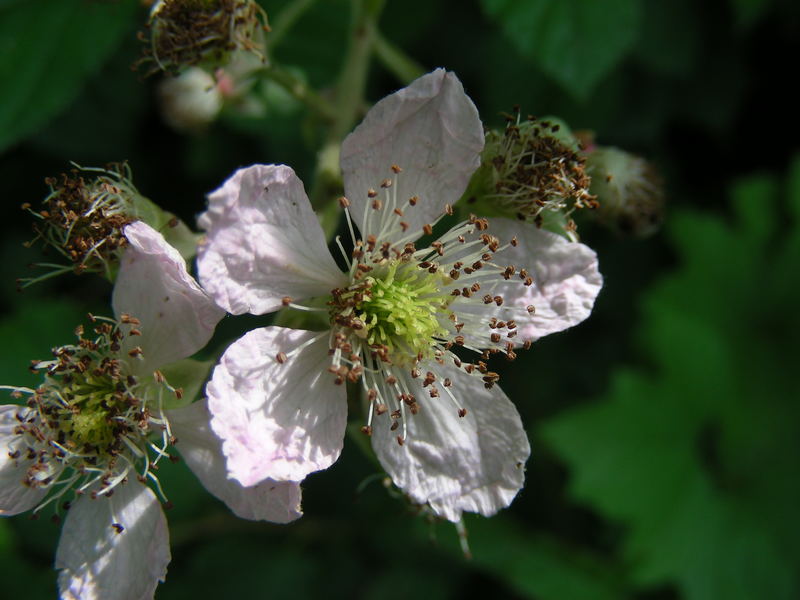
[158,67,223,131]
[138,0,269,75]
[462,110,596,240]
[585,146,664,237]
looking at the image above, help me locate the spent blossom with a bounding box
[1,221,301,599]
[198,69,602,521]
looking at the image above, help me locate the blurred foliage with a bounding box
[542,159,800,599]
[1,0,798,598]
[0,0,136,153]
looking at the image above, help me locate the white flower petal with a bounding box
[113,221,225,375]
[167,399,303,523]
[207,326,347,486]
[0,405,47,515]
[341,69,484,239]
[197,165,347,315]
[371,362,530,522]
[55,482,170,600]
[488,218,603,343]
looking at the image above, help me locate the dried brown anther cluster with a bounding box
[137,0,270,75]
[487,109,597,226]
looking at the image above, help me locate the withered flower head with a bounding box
[137,0,269,75]
[464,109,597,239]
[20,164,140,285]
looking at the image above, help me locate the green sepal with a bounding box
[131,194,201,262]
[159,358,215,410]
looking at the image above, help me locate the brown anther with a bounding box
[367,188,378,198]
[391,421,399,431]
[445,204,453,216]
[338,196,350,208]
[490,333,501,343]
[276,352,288,364]
[281,296,293,306]
[454,335,465,346]
[128,347,143,358]
[380,179,393,188]
[458,408,467,418]
[360,425,373,436]
[400,221,409,231]
[367,389,378,402]
[409,196,418,206]
[526,305,535,314]
[372,198,383,210]
[523,340,533,350]
[422,224,433,236]
[391,164,403,174]
[510,236,518,246]
[375,403,388,415]
[524,277,533,286]
[393,208,403,217]
[385,375,397,385]
[494,296,504,306]
[396,435,405,446]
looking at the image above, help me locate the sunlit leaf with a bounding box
[481,0,641,99]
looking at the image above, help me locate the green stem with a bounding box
[258,64,337,122]
[374,31,425,84]
[266,0,319,50]
[308,0,385,220]
[328,0,385,142]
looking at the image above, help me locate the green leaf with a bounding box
[542,160,800,599]
[480,0,641,100]
[0,0,137,153]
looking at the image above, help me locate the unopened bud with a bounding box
[585,146,664,237]
[158,67,223,131]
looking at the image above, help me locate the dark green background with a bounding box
[1,0,798,598]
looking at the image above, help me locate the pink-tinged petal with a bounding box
[489,218,603,343]
[167,399,302,523]
[55,482,170,600]
[113,221,225,376]
[0,405,47,515]
[206,326,347,486]
[341,69,484,240]
[371,362,530,522]
[197,165,347,315]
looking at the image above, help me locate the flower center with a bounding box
[355,262,450,360]
[5,315,177,512]
[57,372,127,449]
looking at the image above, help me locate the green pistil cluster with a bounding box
[358,266,450,358]
[55,372,127,450]
[331,261,452,364]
